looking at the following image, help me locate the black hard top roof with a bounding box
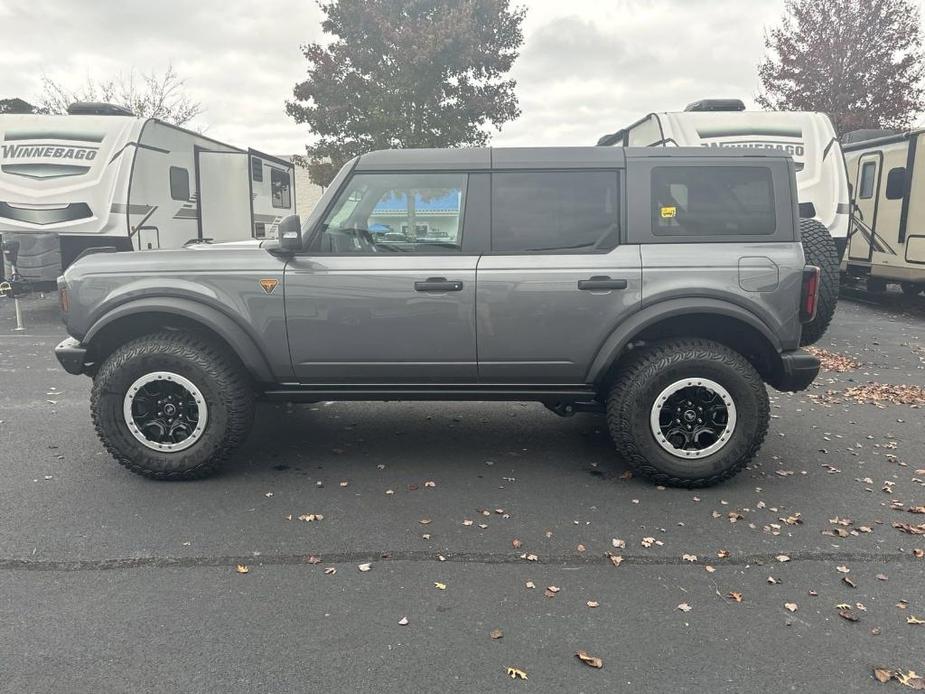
[355,146,791,171]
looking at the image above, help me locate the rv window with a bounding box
[491,171,620,253]
[885,167,906,200]
[251,157,263,182]
[859,162,877,199]
[651,166,776,236]
[271,169,291,209]
[169,167,190,201]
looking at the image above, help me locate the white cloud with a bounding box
[1,0,921,153]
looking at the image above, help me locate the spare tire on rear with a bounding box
[798,218,839,346]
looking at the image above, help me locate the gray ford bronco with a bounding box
[54,147,822,487]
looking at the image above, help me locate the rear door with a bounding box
[849,153,882,262]
[476,167,642,383]
[196,148,252,243]
[285,170,480,383]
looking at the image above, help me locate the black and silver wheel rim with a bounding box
[123,371,208,452]
[649,378,736,459]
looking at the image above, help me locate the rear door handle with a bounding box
[578,276,628,291]
[414,277,464,292]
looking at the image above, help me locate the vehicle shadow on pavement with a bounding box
[229,400,627,481]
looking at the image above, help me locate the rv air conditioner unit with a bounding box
[66,102,135,117]
[684,99,746,112]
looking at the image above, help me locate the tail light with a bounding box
[800,265,820,323]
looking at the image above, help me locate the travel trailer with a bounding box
[841,129,925,296]
[0,103,295,283]
[597,99,849,344]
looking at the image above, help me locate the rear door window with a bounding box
[651,166,776,236]
[490,171,620,253]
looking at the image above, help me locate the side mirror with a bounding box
[277,215,303,253]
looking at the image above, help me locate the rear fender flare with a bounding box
[586,298,783,385]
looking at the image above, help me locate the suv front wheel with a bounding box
[606,339,770,487]
[91,331,255,480]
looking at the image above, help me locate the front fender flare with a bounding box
[585,298,783,385]
[83,296,275,383]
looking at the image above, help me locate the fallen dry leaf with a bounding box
[810,382,925,406]
[838,607,860,622]
[873,667,892,683]
[506,667,528,680]
[398,616,409,626]
[843,576,857,588]
[525,581,535,589]
[727,592,743,603]
[419,518,432,525]
[606,552,624,567]
[907,616,925,625]
[297,513,324,522]
[434,581,447,590]
[705,565,716,573]
[836,565,850,574]
[305,555,321,564]
[776,554,791,563]
[717,549,731,559]
[576,650,603,669]
[544,585,560,598]
[490,628,503,640]
[576,544,587,553]
[896,671,925,689]
[234,564,249,574]
[424,480,436,487]
[324,567,336,575]
[682,554,698,563]
[611,538,626,549]
[512,538,523,549]
[677,602,692,612]
[893,522,925,535]
[358,563,371,572]
[784,602,798,613]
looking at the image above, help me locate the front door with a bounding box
[285,170,478,383]
[849,153,882,262]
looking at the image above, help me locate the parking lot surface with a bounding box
[1,289,924,692]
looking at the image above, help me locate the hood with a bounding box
[187,238,266,250]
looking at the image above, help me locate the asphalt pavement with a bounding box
[1,287,924,693]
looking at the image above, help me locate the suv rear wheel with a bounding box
[91,331,255,480]
[606,339,769,488]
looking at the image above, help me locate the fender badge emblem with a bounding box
[259,279,279,295]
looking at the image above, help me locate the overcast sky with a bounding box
[1,0,922,154]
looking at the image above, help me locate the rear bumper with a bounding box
[768,349,820,393]
[54,337,89,375]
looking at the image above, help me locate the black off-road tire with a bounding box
[799,218,839,346]
[91,331,255,480]
[606,339,770,488]
[901,282,923,297]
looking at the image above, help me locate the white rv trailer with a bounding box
[840,129,925,296]
[597,99,849,344]
[0,103,295,283]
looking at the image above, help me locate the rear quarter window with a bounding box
[651,166,776,236]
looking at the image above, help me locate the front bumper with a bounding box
[54,337,89,375]
[769,349,820,393]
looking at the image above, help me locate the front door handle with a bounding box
[414,277,464,292]
[578,276,628,291]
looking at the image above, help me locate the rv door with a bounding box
[196,148,252,243]
[849,153,882,262]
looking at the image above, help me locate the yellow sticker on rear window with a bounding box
[660,206,677,219]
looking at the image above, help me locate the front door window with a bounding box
[314,173,467,254]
